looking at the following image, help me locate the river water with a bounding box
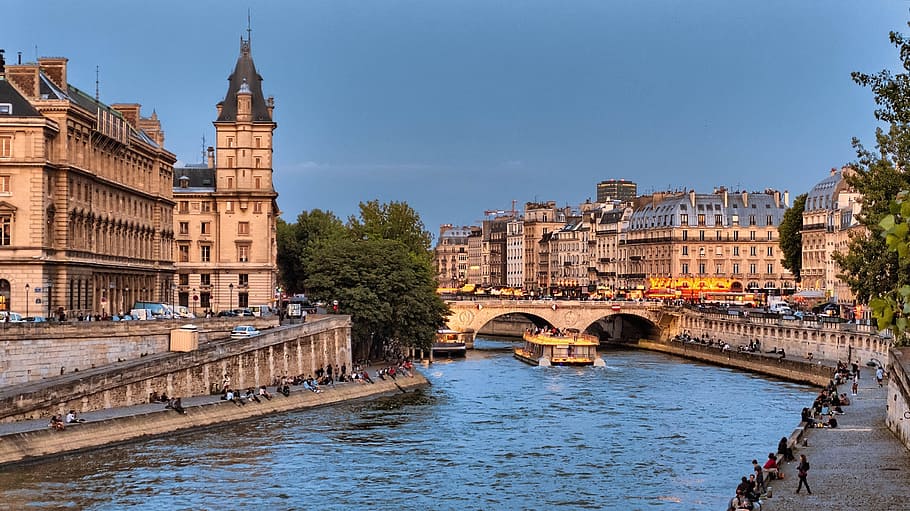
[0,338,814,510]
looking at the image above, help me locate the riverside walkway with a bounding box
[758,371,910,510]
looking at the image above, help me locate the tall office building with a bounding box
[596,179,637,203]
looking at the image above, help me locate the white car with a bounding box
[230,325,260,339]
[0,311,24,322]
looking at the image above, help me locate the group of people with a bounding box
[222,385,275,405]
[727,440,809,510]
[671,332,762,354]
[48,409,86,430]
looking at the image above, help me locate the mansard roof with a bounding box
[216,38,272,123]
[0,77,41,117]
[173,165,216,192]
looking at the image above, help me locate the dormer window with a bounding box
[178,176,190,189]
[0,104,11,115]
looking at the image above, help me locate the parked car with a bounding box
[0,311,24,323]
[217,310,238,317]
[24,316,48,323]
[230,325,260,339]
[233,308,254,317]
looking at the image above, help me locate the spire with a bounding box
[216,36,271,123]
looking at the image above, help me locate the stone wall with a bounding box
[0,317,346,422]
[0,372,428,467]
[0,317,279,386]
[637,339,835,386]
[678,311,891,367]
[885,347,910,451]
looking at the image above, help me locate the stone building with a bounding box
[596,178,637,203]
[625,188,795,300]
[172,37,279,314]
[434,224,473,289]
[0,55,176,318]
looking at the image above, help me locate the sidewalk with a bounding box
[759,374,910,510]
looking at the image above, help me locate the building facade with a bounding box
[0,55,176,318]
[172,37,279,314]
[434,224,472,289]
[596,179,637,203]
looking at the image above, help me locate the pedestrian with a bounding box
[852,373,859,396]
[876,365,885,387]
[795,454,811,494]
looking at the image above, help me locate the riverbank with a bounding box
[0,371,429,468]
[632,338,910,509]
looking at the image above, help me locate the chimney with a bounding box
[207,146,215,168]
[784,190,790,208]
[439,223,453,239]
[37,57,67,90]
[741,191,748,208]
[688,189,696,208]
[773,190,781,208]
[138,110,165,146]
[112,103,141,127]
[267,96,275,119]
[830,167,837,176]
[216,101,224,117]
[4,63,40,99]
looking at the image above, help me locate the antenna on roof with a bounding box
[201,133,207,163]
[95,65,100,102]
[247,8,252,45]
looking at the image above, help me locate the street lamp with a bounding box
[192,288,197,316]
[229,282,234,311]
[123,286,129,315]
[24,283,29,317]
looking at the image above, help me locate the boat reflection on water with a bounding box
[514,328,606,367]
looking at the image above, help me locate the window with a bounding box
[699,230,705,241]
[225,201,234,213]
[681,263,689,274]
[255,137,261,148]
[749,230,756,241]
[200,245,211,262]
[239,273,249,286]
[179,222,189,235]
[201,222,211,235]
[227,177,233,188]
[0,136,11,158]
[698,263,706,274]
[680,214,688,226]
[238,222,250,235]
[682,230,688,241]
[714,214,722,226]
[227,137,234,147]
[731,214,739,226]
[681,246,688,256]
[716,230,721,241]
[255,158,261,170]
[733,263,740,274]
[0,175,9,194]
[733,246,740,256]
[750,246,757,256]
[179,201,189,214]
[253,202,263,214]
[733,231,739,241]
[767,246,774,256]
[767,263,774,274]
[715,264,723,274]
[178,274,189,286]
[767,215,773,226]
[767,231,773,241]
[200,292,211,309]
[238,292,249,308]
[0,104,11,115]
[749,215,756,226]
[201,201,211,213]
[178,244,189,262]
[238,245,249,262]
[200,273,211,286]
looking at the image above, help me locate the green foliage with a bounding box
[778,193,806,281]
[833,21,910,314]
[276,201,448,359]
[870,191,910,339]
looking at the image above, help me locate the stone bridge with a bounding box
[445,300,679,342]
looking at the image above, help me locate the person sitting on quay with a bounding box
[279,383,291,397]
[801,407,817,428]
[65,409,85,424]
[49,414,65,431]
[258,386,272,400]
[245,388,261,403]
[763,452,780,480]
[361,370,374,384]
[168,397,186,415]
[727,489,753,511]
[825,415,839,428]
[777,436,795,462]
[839,393,851,406]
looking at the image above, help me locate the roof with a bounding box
[0,77,42,117]
[173,166,216,191]
[216,38,272,123]
[806,169,846,212]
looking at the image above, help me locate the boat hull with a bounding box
[433,343,467,358]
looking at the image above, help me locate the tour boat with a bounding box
[433,329,470,358]
[514,330,606,367]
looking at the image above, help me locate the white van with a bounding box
[250,305,274,317]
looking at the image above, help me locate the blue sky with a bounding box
[5,1,907,238]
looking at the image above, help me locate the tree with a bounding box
[348,200,433,260]
[778,193,806,282]
[276,209,345,294]
[832,23,910,306]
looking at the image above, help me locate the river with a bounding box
[0,338,814,510]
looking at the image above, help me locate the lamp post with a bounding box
[229,282,234,311]
[192,288,197,316]
[24,283,29,318]
[123,286,129,315]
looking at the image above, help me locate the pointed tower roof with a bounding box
[216,37,271,122]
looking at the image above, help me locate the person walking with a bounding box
[876,365,885,387]
[795,454,811,494]
[852,373,859,396]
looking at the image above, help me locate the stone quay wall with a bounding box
[0,372,428,468]
[885,347,910,451]
[677,310,891,367]
[0,317,349,423]
[0,317,279,386]
[636,339,835,386]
